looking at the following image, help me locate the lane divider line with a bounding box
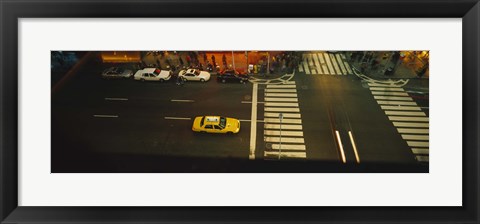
[335,130,346,163]
[250,83,258,160]
[164,117,191,120]
[171,99,195,102]
[105,98,128,101]
[348,131,360,163]
[93,115,118,118]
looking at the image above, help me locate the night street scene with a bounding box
[51,51,429,173]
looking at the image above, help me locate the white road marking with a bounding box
[370,87,404,92]
[312,53,323,74]
[401,134,429,141]
[298,63,304,72]
[336,54,347,75]
[374,96,413,101]
[171,99,195,102]
[264,102,299,107]
[266,84,296,88]
[265,89,296,93]
[344,62,352,74]
[415,155,429,162]
[105,98,128,101]
[265,151,306,158]
[265,107,300,112]
[372,91,409,96]
[264,118,302,124]
[303,57,311,74]
[335,130,346,163]
[93,115,118,118]
[310,68,317,74]
[241,101,265,104]
[264,112,301,118]
[381,105,422,111]
[250,83,258,160]
[385,111,426,116]
[265,93,298,97]
[348,131,360,163]
[317,53,330,75]
[377,100,417,106]
[264,130,303,136]
[271,144,306,150]
[397,128,429,134]
[329,54,342,75]
[388,116,429,122]
[239,119,264,122]
[264,97,298,102]
[393,122,429,128]
[164,117,191,120]
[308,54,314,66]
[412,148,429,154]
[265,137,304,143]
[265,124,302,130]
[407,141,429,147]
[368,83,401,87]
[323,53,335,75]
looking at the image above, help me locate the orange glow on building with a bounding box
[101,51,141,63]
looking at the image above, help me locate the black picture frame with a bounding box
[1,0,479,223]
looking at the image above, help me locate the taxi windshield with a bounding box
[219,117,226,129]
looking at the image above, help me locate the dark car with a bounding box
[216,70,249,84]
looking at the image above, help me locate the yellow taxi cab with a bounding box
[192,116,240,134]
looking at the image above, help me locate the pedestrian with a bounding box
[203,53,208,64]
[222,54,227,67]
[186,55,191,66]
[211,55,216,67]
[176,75,184,86]
[179,57,184,66]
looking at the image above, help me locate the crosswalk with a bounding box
[263,81,307,159]
[368,83,429,163]
[298,52,353,75]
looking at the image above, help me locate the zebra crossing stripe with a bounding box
[323,53,335,75]
[412,148,429,154]
[372,91,409,96]
[266,85,296,88]
[374,96,413,101]
[344,62,352,74]
[265,107,300,112]
[265,93,298,97]
[272,144,306,151]
[265,97,298,102]
[298,64,304,72]
[385,111,426,116]
[397,128,429,134]
[264,102,299,107]
[415,155,429,162]
[312,53,323,74]
[407,141,429,147]
[265,151,306,158]
[265,124,302,130]
[308,54,314,66]
[370,87,404,91]
[336,54,347,75]
[264,130,303,136]
[310,68,317,74]
[265,89,296,93]
[340,53,347,60]
[303,57,311,74]
[393,122,429,128]
[329,53,342,75]
[381,105,422,111]
[401,134,429,141]
[317,53,330,75]
[264,118,302,124]
[284,81,296,85]
[378,100,417,106]
[264,112,301,118]
[265,137,304,143]
[388,116,429,122]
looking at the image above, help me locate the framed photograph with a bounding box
[1,0,478,223]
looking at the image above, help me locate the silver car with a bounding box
[101,67,133,79]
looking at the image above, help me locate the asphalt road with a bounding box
[52,59,426,173]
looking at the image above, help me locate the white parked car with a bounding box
[101,67,133,79]
[133,68,172,82]
[178,69,211,82]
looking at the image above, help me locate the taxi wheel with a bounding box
[222,79,226,83]
[140,78,145,82]
[227,132,233,134]
[240,80,244,84]
[200,78,205,82]
[159,79,164,82]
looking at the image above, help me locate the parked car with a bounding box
[101,67,133,79]
[192,116,240,134]
[133,68,172,82]
[178,69,211,82]
[217,69,249,84]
